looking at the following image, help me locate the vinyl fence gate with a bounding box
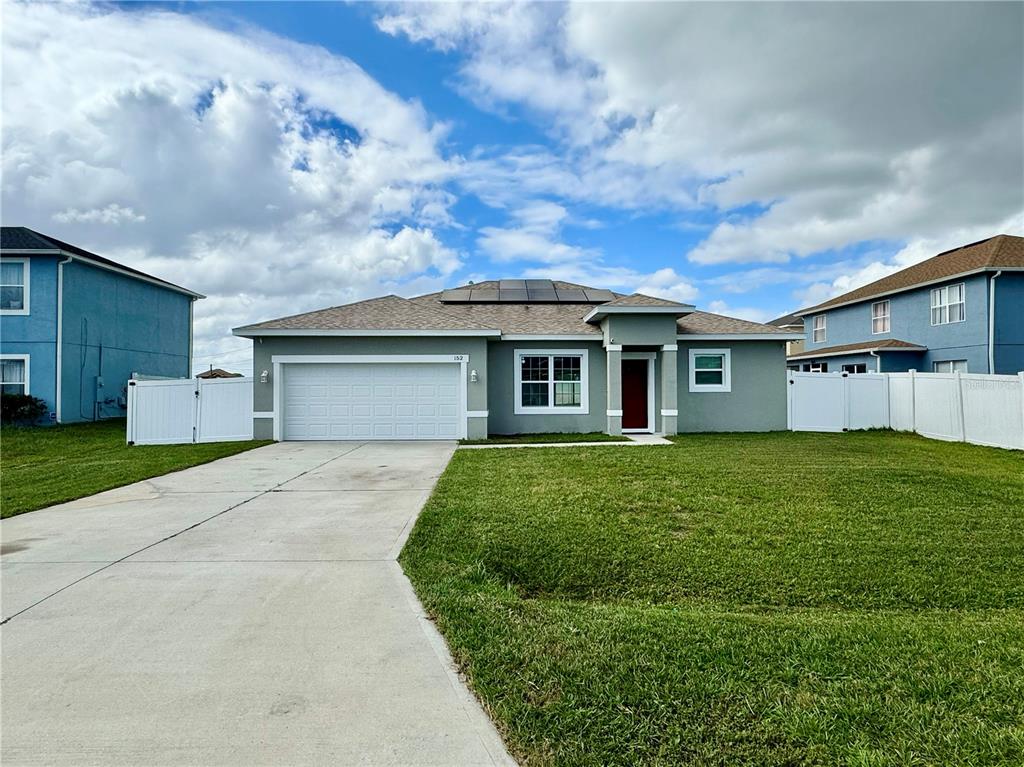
[787,370,1024,451]
[126,376,253,445]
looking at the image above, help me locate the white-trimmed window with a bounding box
[930,283,965,325]
[842,363,868,374]
[514,349,589,414]
[871,300,890,334]
[0,355,29,395]
[933,359,967,373]
[688,349,731,392]
[812,314,826,343]
[1,258,29,315]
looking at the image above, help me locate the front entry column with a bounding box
[606,346,623,435]
[660,344,678,435]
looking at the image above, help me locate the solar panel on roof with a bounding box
[469,289,499,302]
[555,289,586,302]
[527,289,558,302]
[441,289,472,302]
[583,288,615,302]
[498,279,526,289]
[525,279,554,289]
[498,289,529,302]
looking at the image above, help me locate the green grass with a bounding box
[400,431,1024,766]
[459,432,626,445]
[1,420,271,518]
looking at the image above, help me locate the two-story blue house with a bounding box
[1,227,203,423]
[789,234,1023,374]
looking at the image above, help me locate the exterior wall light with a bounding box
[470,369,478,383]
[260,369,270,384]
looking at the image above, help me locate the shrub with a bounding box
[1,393,48,425]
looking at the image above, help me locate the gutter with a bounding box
[55,254,73,423]
[988,270,1002,374]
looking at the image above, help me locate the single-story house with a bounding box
[232,280,801,440]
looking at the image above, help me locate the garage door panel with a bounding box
[283,362,462,441]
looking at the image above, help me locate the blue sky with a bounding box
[3,2,1021,372]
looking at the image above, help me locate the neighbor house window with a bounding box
[0,258,29,314]
[842,363,868,374]
[688,349,731,392]
[0,355,29,395]
[514,349,589,414]
[871,300,890,334]
[930,283,965,325]
[933,360,967,373]
[812,315,826,343]
[806,362,828,373]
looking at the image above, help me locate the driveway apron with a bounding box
[1,441,514,766]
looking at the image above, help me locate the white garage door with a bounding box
[282,362,462,440]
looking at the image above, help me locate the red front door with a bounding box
[621,359,648,430]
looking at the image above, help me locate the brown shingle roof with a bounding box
[801,234,1024,314]
[677,311,794,335]
[196,368,243,379]
[236,281,791,337]
[788,339,925,360]
[602,293,690,307]
[236,295,487,332]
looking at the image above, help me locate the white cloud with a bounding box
[2,3,460,373]
[706,300,771,325]
[380,2,1023,265]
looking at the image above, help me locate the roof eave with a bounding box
[677,332,803,340]
[584,304,696,323]
[232,327,502,338]
[788,345,926,360]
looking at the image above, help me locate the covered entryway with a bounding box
[621,353,655,432]
[280,360,464,440]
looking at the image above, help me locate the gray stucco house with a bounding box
[789,234,1023,374]
[233,280,798,441]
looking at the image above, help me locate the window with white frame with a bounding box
[842,363,868,374]
[1,259,29,314]
[812,314,826,343]
[0,356,29,395]
[514,349,589,414]
[932,359,967,373]
[930,283,965,325]
[688,349,731,392]
[871,300,890,334]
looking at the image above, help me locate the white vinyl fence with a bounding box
[126,376,253,445]
[788,370,1024,450]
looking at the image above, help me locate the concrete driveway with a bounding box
[1,441,514,766]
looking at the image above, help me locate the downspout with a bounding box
[989,270,1002,374]
[55,254,73,423]
[188,298,195,377]
[869,350,881,373]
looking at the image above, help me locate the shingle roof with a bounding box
[788,339,925,360]
[801,234,1023,314]
[0,226,202,298]
[768,312,803,328]
[602,293,689,307]
[677,311,795,335]
[196,368,243,379]
[236,280,791,337]
[236,295,489,331]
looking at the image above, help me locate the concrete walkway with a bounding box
[1,442,514,766]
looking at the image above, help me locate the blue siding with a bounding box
[60,261,192,422]
[802,274,992,373]
[0,256,59,419]
[994,273,1024,374]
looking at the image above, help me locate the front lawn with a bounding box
[401,431,1024,766]
[1,420,270,518]
[459,432,625,445]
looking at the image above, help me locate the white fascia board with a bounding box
[500,334,601,341]
[788,346,925,361]
[676,333,803,340]
[234,327,501,338]
[584,304,695,323]
[1,248,62,255]
[793,267,1024,317]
